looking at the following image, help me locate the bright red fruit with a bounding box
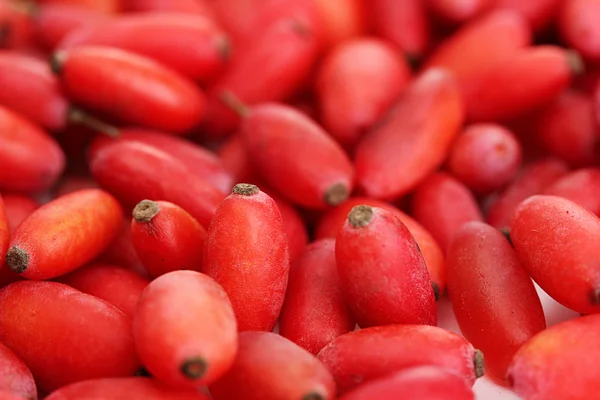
[447,222,546,380]
[209,331,335,400]
[0,281,139,392]
[131,200,206,278]
[354,69,464,200]
[279,239,354,354]
[317,325,484,394]
[335,205,437,327]
[511,195,600,314]
[6,189,122,280]
[203,184,289,331]
[134,271,237,388]
[240,103,354,209]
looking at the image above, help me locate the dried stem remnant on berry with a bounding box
[133,200,160,223]
[6,247,29,273]
[233,183,259,196]
[348,205,374,228]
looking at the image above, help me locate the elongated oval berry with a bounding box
[336,205,436,327]
[59,13,227,83]
[134,270,237,388]
[425,11,531,89]
[240,103,354,209]
[463,46,579,122]
[52,46,206,134]
[0,52,68,131]
[447,124,522,194]
[447,222,546,381]
[509,314,600,399]
[317,325,484,394]
[543,168,600,216]
[486,158,568,229]
[203,17,318,138]
[0,281,139,392]
[209,331,335,400]
[534,91,598,167]
[279,239,355,355]
[90,129,233,194]
[6,189,122,280]
[315,197,446,296]
[0,105,65,194]
[316,38,411,147]
[2,194,39,234]
[57,263,149,318]
[0,196,8,266]
[203,184,289,331]
[90,140,224,228]
[412,172,484,253]
[368,0,430,60]
[354,69,464,200]
[511,195,600,314]
[45,377,210,400]
[131,200,206,278]
[0,342,36,400]
[339,367,475,400]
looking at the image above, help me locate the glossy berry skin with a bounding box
[368,0,430,59]
[425,11,531,94]
[121,0,215,16]
[203,184,289,331]
[447,124,522,194]
[0,281,139,393]
[0,342,36,400]
[316,197,445,296]
[90,140,224,228]
[0,196,7,267]
[447,222,546,381]
[339,367,475,400]
[543,168,600,216]
[57,263,149,318]
[463,46,578,122]
[134,271,237,388]
[59,12,228,83]
[90,129,233,194]
[316,38,411,147]
[1,194,39,234]
[36,0,120,14]
[317,325,484,394]
[203,17,318,138]
[53,46,206,134]
[335,206,436,327]
[535,91,598,167]
[491,0,562,31]
[279,239,355,355]
[507,314,600,400]
[97,218,147,278]
[486,158,568,229]
[240,103,354,209]
[0,105,65,194]
[131,200,207,278]
[511,195,600,314]
[45,377,211,400]
[354,69,464,200]
[209,331,336,400]
[0,52,68,131]
[412,172,484,254]
[6,189,122,280]
[559,0,600,61]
